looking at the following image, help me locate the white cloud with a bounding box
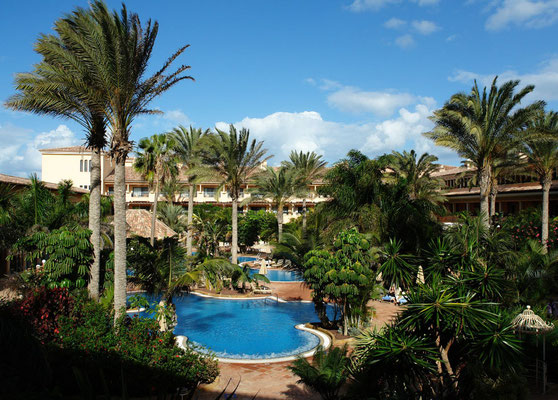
[163,109,191,126]
[446,34,458,42]
[384,17,407,29]
[486,0,558,30]
[412,20,440,34]
[0,123,79,177]
[449,56,558,102]
[327,87,416,117]
[215,98,458,165]
[348,0,400,12]
[395,34,415,48]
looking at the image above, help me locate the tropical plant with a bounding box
[12,226,93,289]
[134,133,179,246]
[288,345,350,400]
[522,110,558,251]
[238,210,277,249]
[203,125,269,264]
[303,228,376,335]
[282,150,327,234]
[6,27,108,301]
[378,238,417,291]
[48,0,193,319]
[251,166,297,242]
[157,202,187,234]
[382,149,445,204]
[170,125,211,255]
[426,77,542,228]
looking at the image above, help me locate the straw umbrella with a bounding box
[258,258,268,275]
[512,306,555,393]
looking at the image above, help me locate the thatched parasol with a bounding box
[416,266,425,285]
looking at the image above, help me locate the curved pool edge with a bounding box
[175,324,331,364]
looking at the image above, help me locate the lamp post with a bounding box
[512,306,554,394]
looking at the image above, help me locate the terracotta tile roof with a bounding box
[0,173,88,194]
[124,209,177,239]
[39,146,89,153]
[431,165,473,177]
[445,181,558,196]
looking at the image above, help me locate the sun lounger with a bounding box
[253,286,272,294]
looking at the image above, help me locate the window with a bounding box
[88,160,92,172]
[204,187,216,197]
[108,187,114,195]
[132,187,149,197]
[80,160,84,172]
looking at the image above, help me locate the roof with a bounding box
[431,165,474,178]
[0,173,89,194]
[124,209,177,239]
[444,181,558,196]
[39,146,89,154]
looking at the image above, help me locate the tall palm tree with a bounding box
[251,166,297,242]
[6,48,108,300]
[383,150,446,204]
[169,125,210,255]
[56,1,193,319]
[426,77,542,227]
[282,151,327,235]
[203,125,269,264]
[523,111,558,252]
[134,133,178,246]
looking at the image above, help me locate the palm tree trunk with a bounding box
[113,158,127,322]
[302,198,307,235]
[277,204,284,242]
[187,184,194,255]
[489,185,497,218]
[150,179,160,246]
[542,173,552,253]
[479,166,491,228]
[87,149,102,301]
[232,197,238,264]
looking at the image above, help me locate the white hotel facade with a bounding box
[40,146,328,222]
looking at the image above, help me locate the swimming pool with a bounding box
[250,268,303,282]
[134,293,331,360]
[237,256,258,263]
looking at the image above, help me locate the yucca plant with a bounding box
[288,345,350,400]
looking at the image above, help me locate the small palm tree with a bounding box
[288,345,350,400]
[251,166,297,242]
[426,77,542,228]
[134,133,178,246]
[169,125,210,255]
[383,150,446,205]
[157,202,187,234]
[522,110,558,252]
[282,151,327,234]
[203,125,269,264]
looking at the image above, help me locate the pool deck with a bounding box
[195,281,402,399]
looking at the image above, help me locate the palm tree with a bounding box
[203,125,269,264]
[169,125,210,255]
[6,46,108,300]
[282,151,327,234]
[383,150,446,204]
[134,133,178,246]
[157,202,187,234]
[426,77,542,228]
[56,1,193,319]
[522,111,558,251]
[251,166,297,242]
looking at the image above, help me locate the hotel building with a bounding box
[40,146,329,222]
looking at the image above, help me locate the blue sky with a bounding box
[1,0,558,177]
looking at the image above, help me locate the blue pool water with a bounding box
[134,294,331,359]
[250,268,303,282]
[237,256,258,263]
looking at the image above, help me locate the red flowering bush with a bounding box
[18,286,74,342]
[503,210,558,250]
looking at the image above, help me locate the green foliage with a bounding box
[3,289,218,398]
[303,228,376,334]
[288,345,350,400]
[378,239,416,290]
[12,226,93,288]
[238,210,277,247]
